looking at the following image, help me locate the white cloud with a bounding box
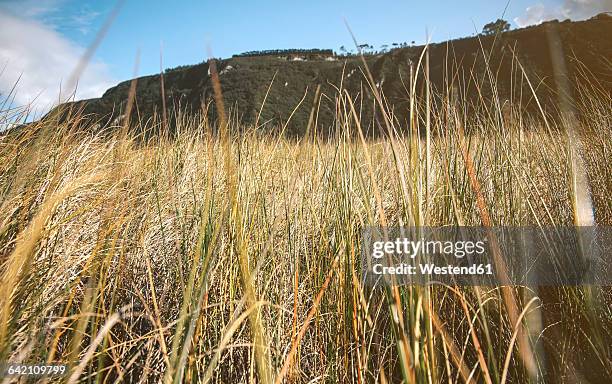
[0,10,114,114]
[0,0,65,19]
[1,0,103,36]
[515,4,556,26]
[515,0,612,27]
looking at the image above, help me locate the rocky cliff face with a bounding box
[50,14,611,136]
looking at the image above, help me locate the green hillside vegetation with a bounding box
[47,14,611,138]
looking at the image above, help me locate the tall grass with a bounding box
[0,54,610,383]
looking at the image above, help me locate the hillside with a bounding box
[49,14,612,136]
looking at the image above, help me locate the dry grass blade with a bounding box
[275,253,340,384]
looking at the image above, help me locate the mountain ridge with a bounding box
[49,14,612,136]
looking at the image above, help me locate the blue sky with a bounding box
[86,0,540,78]
[0,0,609,114]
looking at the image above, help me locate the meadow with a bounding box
[0,55,610,383]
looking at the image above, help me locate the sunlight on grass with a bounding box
[0,50,610,383]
